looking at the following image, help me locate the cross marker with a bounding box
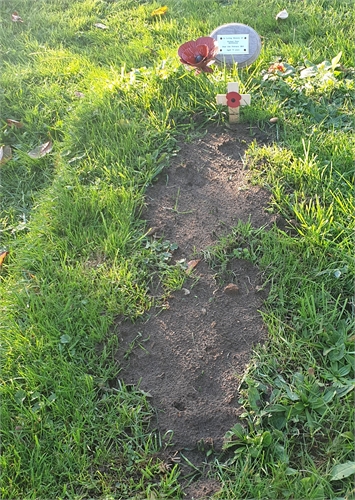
[216,82,251,123]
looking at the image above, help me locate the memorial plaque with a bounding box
[210,23,261,68]
[217,34,249,55]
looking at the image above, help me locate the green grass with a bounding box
[1,0,354,498]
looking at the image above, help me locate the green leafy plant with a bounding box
[263,372,336,433]
[144,239,179,269]
[223,423,273,459]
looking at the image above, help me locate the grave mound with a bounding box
[114,124,276,498]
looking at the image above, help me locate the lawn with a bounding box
[0,0,354,498]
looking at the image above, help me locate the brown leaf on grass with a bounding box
[186,259,200,274]
[0,251,9,267]
[151,6,168,17]
[28,141,53,159]
[12,12,23,22]
[0,145,12,165]
[6,119,24,128]
[74,91,85,98]
[94,23,109,29]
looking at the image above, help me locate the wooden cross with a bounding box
[216,82,251,123]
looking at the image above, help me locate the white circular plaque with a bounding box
[210,23,261,68]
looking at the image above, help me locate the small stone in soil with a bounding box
[223,283,240,295]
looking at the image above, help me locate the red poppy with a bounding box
[178,37,218,74]
[226,91,241,108]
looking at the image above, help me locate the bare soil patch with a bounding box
[114,124,276,498]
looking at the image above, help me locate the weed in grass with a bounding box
[123,332,149,360]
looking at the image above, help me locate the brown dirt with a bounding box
[114,124,276,498]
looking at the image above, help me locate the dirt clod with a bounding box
[223,283,240,295]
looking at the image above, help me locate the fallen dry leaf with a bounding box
[268,63,286,74]
[28,141,53,159]
[94,23,108,29]
[74,91,85,98]
[186,259,200,274]
[12,12,23,22]
[6,119,24,128]
[0,145,12,165]
[0,251,9,267]
[151,6,168,17]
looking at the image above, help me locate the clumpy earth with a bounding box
[114,124,277,498]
